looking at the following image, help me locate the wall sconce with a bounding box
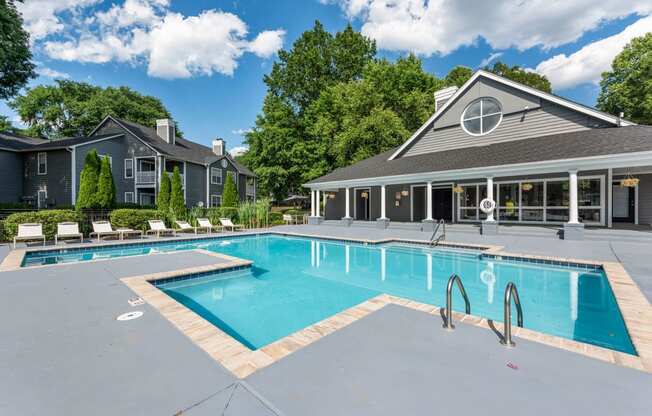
[401,190,409,197]
[361,192,369,199]
[395,200,400,207]
[521,183,533,191]
[453,185,464,194]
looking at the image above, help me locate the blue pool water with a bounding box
[23,234,635,354]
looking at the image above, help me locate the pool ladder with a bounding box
[442,274,524,347]
[429,219,446,246]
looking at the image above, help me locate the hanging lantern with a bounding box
[452,185,464,194]
[401,189,409,197]
[361,192,369,199]
[620,176,640,187]
[521,183,533,191]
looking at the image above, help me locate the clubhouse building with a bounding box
[305,70,652,239]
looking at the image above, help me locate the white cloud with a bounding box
[28,1,285,79]
[17,0,101,41]
[229,146,249,157]
[535,15,652,90]
[36,66,70,79]
[232,128,253,135]
[326,0,652,56]
[479,52,503,68]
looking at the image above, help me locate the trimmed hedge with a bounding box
[4,210,84,240]
[109,209,167,231]
[269,212,284,225]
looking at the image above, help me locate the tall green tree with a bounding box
[0,0,36,100]
[169,167,185,217]
[76,150,102,209]
[444,66,473,88]
[597,33,652,125]
[222,173,239,207]
[96,156,116,208]
[441,62,551,92]
[0,115,12,131]
[10,80,178,138]
[157,172,171,212]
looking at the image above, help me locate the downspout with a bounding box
[67,148,76,206]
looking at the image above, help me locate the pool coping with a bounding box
[3,230,650,374]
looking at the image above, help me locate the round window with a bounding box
[461,97,502,136]
[221,159,228,168]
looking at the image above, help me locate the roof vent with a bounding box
[212,138,225,156]
[434,86,459,111]
[156,119,175,145]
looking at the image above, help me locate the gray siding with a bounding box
[0,150,23,204]
[635,174,652,225]
[75,134,156,204]
[23,150,72,207]
[403,77,609,158]
[185,162,206,207]
[207,159,240,206]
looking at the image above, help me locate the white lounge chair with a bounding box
[146,220,175,238]
[196,218,223,234]
[90,221,121,242]
[13,223,46,248]
[219,217,245,232]
[175,220,198,234]
[55,222,83,245]
[283,214,295,225]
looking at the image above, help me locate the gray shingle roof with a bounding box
[113,117,254,176]
[307,126,652,185]
[30,134,124,150]
[0,132,48,150]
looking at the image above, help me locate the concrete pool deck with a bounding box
[1,225,651,415]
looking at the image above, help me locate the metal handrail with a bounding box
[429,219,446,246]
[443,273,471,330]
[500,282,523,347]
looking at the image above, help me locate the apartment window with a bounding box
[124,159,133,178]
[211,167,222,185]
[210,194,221,207]
[124,192,134,204]
[37,189,47,209]
[37,152,47,175]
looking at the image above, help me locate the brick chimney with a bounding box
[156,119,175,145]
[212,138,225,156]
[434,86,459,111]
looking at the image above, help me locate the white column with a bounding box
[486,176,495,222]
[607,168,613,228]
[380,185,387,220]
[569,170,579,224]
[426,181,433,220]
[344,188,351,219]
[315,190,321,217]
[310,190,315,217]
[323,192,327,216]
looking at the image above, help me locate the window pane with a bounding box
[464,101,481,118]
[579,208,601,223]
[521,209,543,221]
[498,183,519,207]
[460,208,477,220]
[498,208,519,221]
[483,98,501,114]
[482,114,501,133]
[521,182,544,206]
[460,186,477,207]
[463,118,481,134]
[478,184,497,201]
[546,181,569,206]
[578,178,601,206]
[546,208,569,222]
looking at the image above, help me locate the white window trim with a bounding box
[37,189,47,208]
[460,97,503,137]
[456,175,605,226]
[211,167,222,185]
[124,158,133,179]
[124,191,134,204]
[210,194,222,207]
[37,152,47,175]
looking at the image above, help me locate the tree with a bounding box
[76,150,102,209]
[444,66,473,88]
[10,80,178,138]
[157,172,171,212]
[597,33,652,125]
[0,115,12,131]
[96,156,116,208]
[169,166,185,217]
[442,62,552,92]
[222,173,239,207]
[0,0,36,100]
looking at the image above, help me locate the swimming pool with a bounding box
[23,234,635,354]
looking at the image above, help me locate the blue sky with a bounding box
[4,1,652,153]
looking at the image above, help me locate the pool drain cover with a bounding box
[117,311,143,321]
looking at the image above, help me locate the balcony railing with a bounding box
[136,171,156,184]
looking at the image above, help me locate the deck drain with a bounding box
[116,311,143,321]
[128,297,145,306]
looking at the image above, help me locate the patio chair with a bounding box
[13,223,46,248]
[90,221,121,242]
[283,214,294,225]
[219,218,245,232]
[175,220,198,234]
[146,220,176,238]
[196,218,223,234]
[55,222,83,245]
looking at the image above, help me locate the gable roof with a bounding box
[307,125,652,186]
[96,116,254,176]
[388,70,635,161]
